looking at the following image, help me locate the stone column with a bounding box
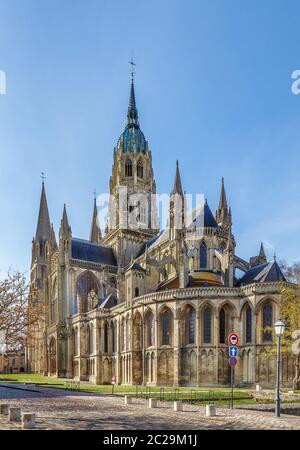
[196,310,200,386]
[154,313,159,385]
[66,327,73,378]
[43,332,48,376]
[95,320,103,384]
[116,319,121,384]
[79,323,88,381]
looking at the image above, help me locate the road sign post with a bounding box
[228,334,238,409]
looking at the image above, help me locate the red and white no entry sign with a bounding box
[228,333,239,346]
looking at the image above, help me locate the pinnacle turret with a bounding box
[216,177,231,227]
[60,204,71,237]
[171,160,183,196]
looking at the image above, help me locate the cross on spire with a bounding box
[40,172,46,183]
[129,54,136,79]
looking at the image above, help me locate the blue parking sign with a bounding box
[229,346,238,357]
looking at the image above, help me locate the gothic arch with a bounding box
[158,306,174,347]
[137,158,144,179]
[76,271,99,313]
[125,158,133,177]
[181,304,196,346]
[133,311,142,351]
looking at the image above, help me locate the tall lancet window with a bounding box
[219,307,226,344]
[199,241,207,268]
[263,302,273,342]
[246,305,252,343]
[161,310,171,345]
[125,159,132,177]
[187,307,196,344]
[137,159,143,179]
[203,306,212,344]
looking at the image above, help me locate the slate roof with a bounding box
[126,262,145,272]
[99,294,118,309]
[71,238,117,266]
[186,200,218,228]
[236,260,286,286]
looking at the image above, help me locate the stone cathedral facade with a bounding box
[27,75,298,387]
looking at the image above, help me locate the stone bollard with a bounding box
[0,404,9,416]
[174,401,183,412]
[256,384,262,392]
[9,407,21,422]
[149,398,157,409]
[205,405,216,417]
[22,413,36,429]
[125,395,132,405]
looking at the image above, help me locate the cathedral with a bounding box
[27,73,298,387]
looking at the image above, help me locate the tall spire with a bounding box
[171,160,183,195]
[35,181,51,242]
[127,58,139,128]
[218,177,228,211]
[90,198,102,244]
[259,242,266,259]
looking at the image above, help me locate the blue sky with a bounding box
[0,0,300,275]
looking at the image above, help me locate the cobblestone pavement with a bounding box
[0,383,300,430]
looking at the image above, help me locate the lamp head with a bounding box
[274,319,286,337]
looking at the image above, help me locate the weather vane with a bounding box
[93,189,97,199]
[40,172,46,182]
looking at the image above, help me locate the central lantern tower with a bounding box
[101,71,158,266]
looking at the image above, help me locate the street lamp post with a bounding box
[274,319,286,418]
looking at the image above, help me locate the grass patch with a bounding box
[0,373,256,405]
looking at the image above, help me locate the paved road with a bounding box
[0,383,300,430]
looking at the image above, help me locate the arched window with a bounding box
[134,287,139,298]
[263,302,273,342]
[187,307,196,344]
[137,159,143,178]
[125,159,132,177]
[104,321,108,353]
[203,307,212,344]
[219,307,226,344]
[76,272,99,313]
[161,310,171,345]
[199,241,207,268]
[147,312,155,347]
[111,322,115,353]
[246,306,252,343]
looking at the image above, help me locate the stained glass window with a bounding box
[203,307,212,344]
[199,241,207,268]
[246,306,252,343]
[263,302,273,342]
[104,322,108,353]
[188,308,196,344]
[162,310,171,345]
[219,307,226,344]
